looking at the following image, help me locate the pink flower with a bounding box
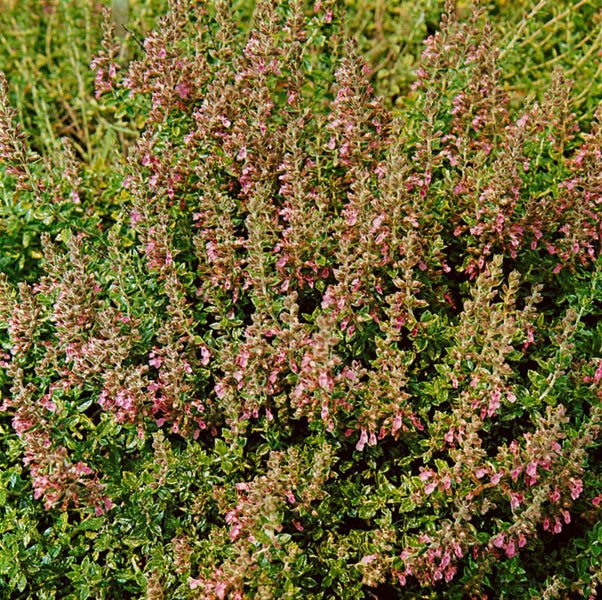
[229,524,242,540]
[200,345,211,366]
[74,462,92,476]
[361,554,378,564]
[356,429,368,452]
[419,469,435,482]
[95,496,114,516]
[130,209,142,227]
[318,371,332,391]
[549,487,561,503]
[593,361,602,384]
[509,492,523,510]
[215,582,228,600]
[214,381,226,399]
[475,467,488,479]
[553,519,563,534]
[424,481,437,495]
[490,471,503,485]
[149,352,162,369]
[175,81,190,99]
[188,578,202,590]
[569,478,583,500]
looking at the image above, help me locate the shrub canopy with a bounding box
[0,0,601,598]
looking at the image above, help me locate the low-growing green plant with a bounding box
[0,0,601,598]
[0,0,170,284]
[336,0,602,125]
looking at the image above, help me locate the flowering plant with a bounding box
[0,0,600,598]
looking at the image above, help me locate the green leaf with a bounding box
[77,518,104,532]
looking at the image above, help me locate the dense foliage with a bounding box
[0,0,601,598]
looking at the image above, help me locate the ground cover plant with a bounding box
[0,0,601,598]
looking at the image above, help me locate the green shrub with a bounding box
[0,0,168,283]
[0,0,601,598]
[347,0,602,125]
